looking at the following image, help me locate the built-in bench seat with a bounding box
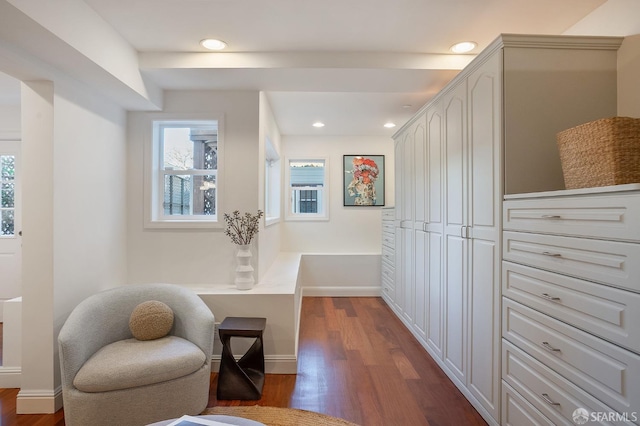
[186,252,303,374]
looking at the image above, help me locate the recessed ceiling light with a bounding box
[384,122,396,128]
[200,39,227,50]
[312,122,325,128]
[450,41,477,54]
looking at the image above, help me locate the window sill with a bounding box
[265,217,280,227]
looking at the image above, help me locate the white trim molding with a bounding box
[16,386,63,414]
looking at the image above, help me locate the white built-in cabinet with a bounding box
[385,34,623,426]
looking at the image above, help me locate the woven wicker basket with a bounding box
[556,116,640,189]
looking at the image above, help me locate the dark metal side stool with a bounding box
[216,317,267,400]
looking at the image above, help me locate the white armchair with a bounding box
[58,283,215,426]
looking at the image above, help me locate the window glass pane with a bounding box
[1,155,15,235]
[1,182,14,208]
[162,128,194,170]
[291,189,319,213]
[163,174,216,216]
[289,160,324,187]
[162,127,217,171]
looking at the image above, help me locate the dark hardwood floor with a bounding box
[0,297,487,425]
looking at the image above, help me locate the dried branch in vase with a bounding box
[223,210,264,245]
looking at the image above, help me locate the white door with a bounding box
[466,52,502,421]
[0,141,21,302]
[442,81,468,384]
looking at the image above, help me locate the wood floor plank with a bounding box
[0,297,487,426]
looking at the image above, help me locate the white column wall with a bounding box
[617,34,640,117]
[258,92,283,279]
[18,80,55,413]
[17,79,129,413]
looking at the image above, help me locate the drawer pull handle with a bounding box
[540,293,561,302]
[541,215,562,219]
[542,251,562,258]
[541,393,560,406]
[542,341,561,352]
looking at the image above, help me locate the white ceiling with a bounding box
[1,0,627,135]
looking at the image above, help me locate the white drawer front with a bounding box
[381,261,394,284]
[382,208,395,220]
[503,299,640,415]
[503,340,637,426]
[502,381,555,426]
[503,231,640,292]
[382,230,395,248]
[503,261,640,353]
[382,245,394,266]
[503,194,640,242]
[382,221,395,235]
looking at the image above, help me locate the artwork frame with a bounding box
[343,155,385,207]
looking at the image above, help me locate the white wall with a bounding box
[281,135,394,252]
[280,135,394,295]
[127,90,261,285]
[0,105,20,137]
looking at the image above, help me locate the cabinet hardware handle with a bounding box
[541,215,562,219]
[540,293,561,302]
[541,393,560,406]
[542,251,562,258]
[542,341,561,352]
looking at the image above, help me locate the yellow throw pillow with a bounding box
[129,300,174,341]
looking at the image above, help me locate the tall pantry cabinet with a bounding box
[386,34,622,426]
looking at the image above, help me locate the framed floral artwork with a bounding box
[343,155,385,206]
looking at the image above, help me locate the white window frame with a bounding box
[285,157,329,221]
[264,136,281,227]
[144,113,224,229]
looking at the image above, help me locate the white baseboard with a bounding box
[210,354,298,374]
[0,367,21,388]
[302,286,381,297]
[16,387,63,414]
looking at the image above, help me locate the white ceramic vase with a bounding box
[234,244,255,290]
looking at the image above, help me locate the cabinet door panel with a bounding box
[444,234,466,382]
[413,117,427,224]
[468,237,500,416]
[427,103,443,225]
[402,228,414,322]
[468,52,501,230]
[414,230,428,339]
[427,231,443,358]
[445,92,466,227]
[402,133,414,222]
[394,139,403,221]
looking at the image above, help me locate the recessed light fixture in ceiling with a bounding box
[312,122,325,128]
[384,122,396,128]
[450,41,477,54]
[200,39,227,50]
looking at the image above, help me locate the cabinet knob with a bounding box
[542,341,561,352]
[541,393,561,406]
[540,293,561,302]
[542,251,563,258]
